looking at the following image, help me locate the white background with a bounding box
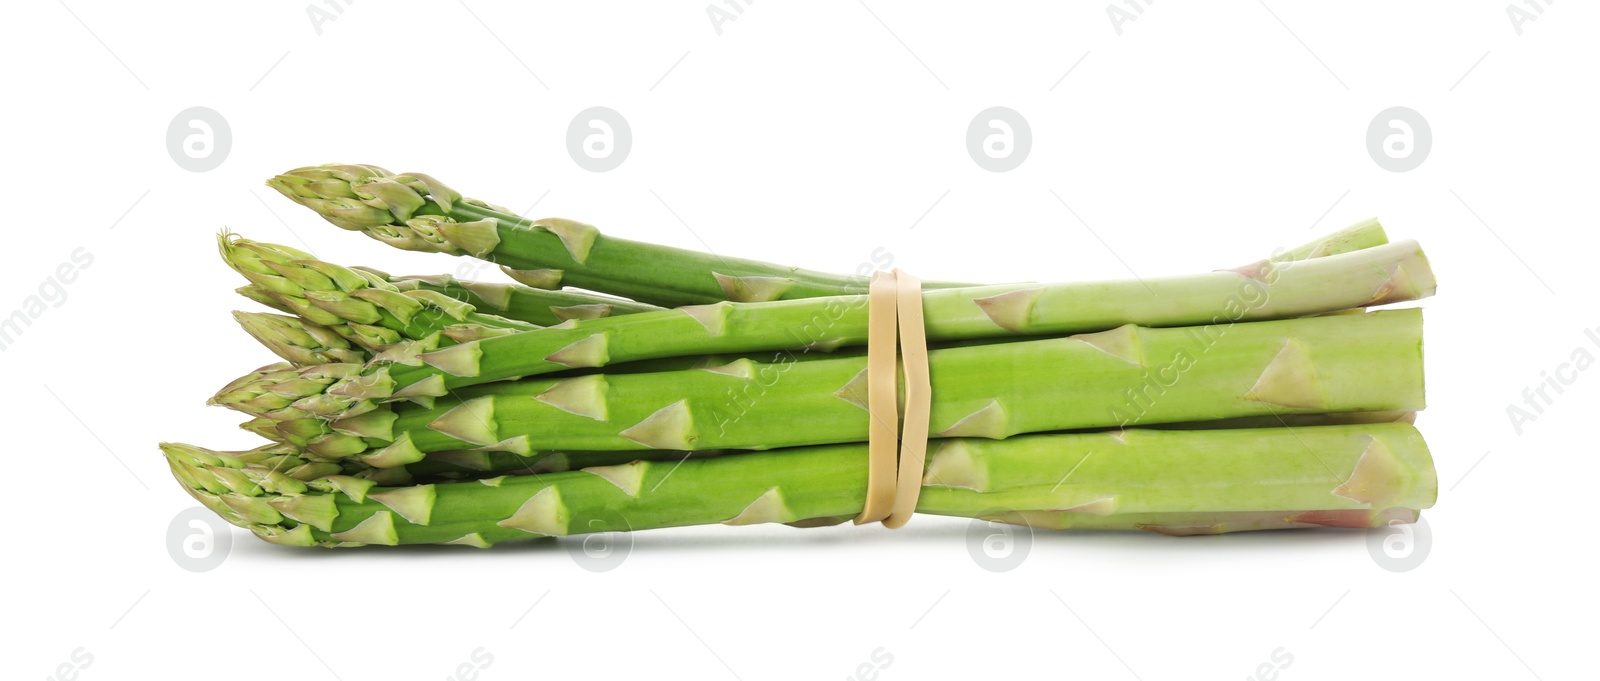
[3,2,1593,679]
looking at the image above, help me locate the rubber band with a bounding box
[855,270,900,525]
[885,269,929,529]
[855,269,932,528]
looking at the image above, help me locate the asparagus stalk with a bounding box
[268,164,978,306]
[215,236,1434,423]
[163,422,1435,547]
[365,269,664,326]
[245,309,1424,466]
[983,508,1420,535]
[220,234,535,351]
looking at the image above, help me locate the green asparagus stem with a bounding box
[252,309,1424,466]
[216,235,1434,423]
[365,269,663,326]
[220,234,535,351]
[267,164,977,306]
[983,508,1420,535]
[163,422,1435,547]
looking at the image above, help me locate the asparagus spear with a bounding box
[220,234,535,351]
[234,311,368,365]
[163,422,1435,547]
[266,164,962,306]
[244,309,1424,466]
[214,234,1434,423]
[366,269,664,326]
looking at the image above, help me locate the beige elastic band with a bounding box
[884,269,929,529]
[854,270,901,525]
[854,269,933,528]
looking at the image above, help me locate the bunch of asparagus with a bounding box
[164,164,1439,548]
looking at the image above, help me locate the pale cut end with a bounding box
[478,476,510,487]
[1069,324,1144,366]
[723,487,796,525]
[370,484,438,525]
[833,367,870,411]
[436,218,501,258]
[501,266,564,289]
[1332,436,1405,506]
[457,280,514,310]
[935,399,1010,439]
[546,333,610,368]
[531,218,600,263]
[583,461,648,497]
[419,341,484,377]
[359,432,428,468]
[536,375,609,420]
[713,273,795,302]
[620,400,696,449]
[392,373,449,399]
[428,450,495,471]
[1245,338,1327,409]
[331,511,400,545]
[1369,251,1436,306]
[331,408,398,440]
[921,441,987,491]
[699,358,758,379]
[428,396,500,446]
[680,302,733,335]
[266,494,339,532]
[974,287,1043,333]
[497,487,569,536]
[442,533,494,548]
[551,304,614,321]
